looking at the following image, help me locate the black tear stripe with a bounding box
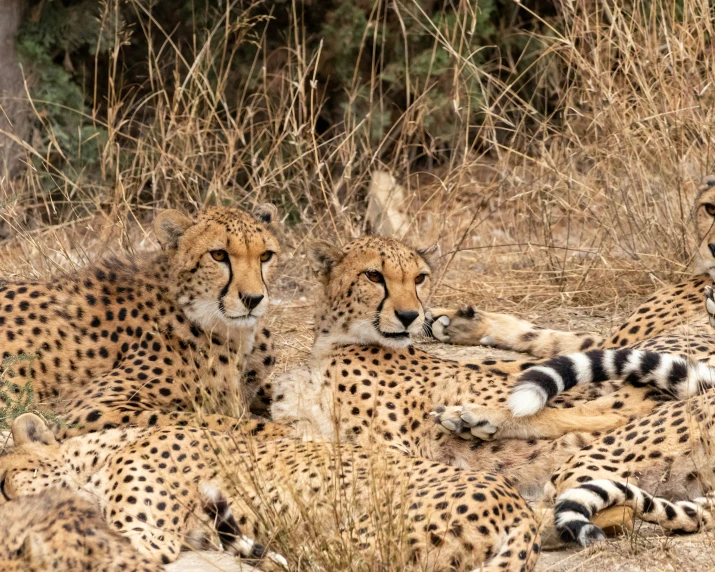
[218,255,233,314]
[372,273,389,333]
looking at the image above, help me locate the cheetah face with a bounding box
[155,204,280,333]
[310,237,436,350]
[695,179,715,275]
[0,415,77,505]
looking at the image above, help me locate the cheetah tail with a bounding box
[554,479,710,546]
[507,348,715,417]
[199,483,287,567]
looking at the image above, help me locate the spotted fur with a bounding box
[271,237,654,502]
[0,413,541,572]
[0,487,160,571]
[0,205,282,437]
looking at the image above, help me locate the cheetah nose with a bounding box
[395,310,419,328]
[240,294,265,311]
[709,243,715,258]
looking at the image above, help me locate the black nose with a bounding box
[395,310,419,328]
[709,243,715,258]
[240,294,264,311]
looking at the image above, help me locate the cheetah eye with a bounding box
[365,270,383,283]
[414,273,428,285]
[705,203,715,217]
[260,251,274,263]
[210,250,228,262]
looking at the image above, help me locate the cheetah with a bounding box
[473,286,715,546]
[428,176,715,439]
[0,412,541,571]
[270,236,652,497]
[0,487,160,571]
[0,204,284,438]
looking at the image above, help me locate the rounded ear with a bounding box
[253,203,278,226]
[154,210,194,250]
[417,244,440,269]
[12,413,56,446]
[307,241,344,282]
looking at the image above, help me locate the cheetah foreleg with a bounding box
[429,306,603,358]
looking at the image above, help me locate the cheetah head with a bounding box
[0,414,78,505]
[309,236,437,351]
[155,204,280,332]
[695,177,715,276]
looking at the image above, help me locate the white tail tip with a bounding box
[508,384,548,417]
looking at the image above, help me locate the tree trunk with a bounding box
[0,0,26,179]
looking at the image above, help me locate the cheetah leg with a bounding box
[433,386,658,441]
[428,306,604,357]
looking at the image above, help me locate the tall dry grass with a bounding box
[0,1,715,569]
[0,0,711,310]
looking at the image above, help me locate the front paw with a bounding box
[427,306,490,345]
[432,405,505,441]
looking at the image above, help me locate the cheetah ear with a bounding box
[253,203,278,226]
[308,240,344,283]
[12,413,56,446]
[417,244,439,269]
[154,209,194,250]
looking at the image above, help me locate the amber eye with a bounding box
[705,204,715,217]
[210,250,227,262]
[415,273,428,285]
[365,270,383,283]
[260,251,274,263]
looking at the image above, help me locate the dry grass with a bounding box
[1,0,715,570]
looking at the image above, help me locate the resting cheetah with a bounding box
[0,412,541,571]
[271,236,652,497]
[0,487,160,571]
[0,204,283,437]
[428,176,715,439]
[485,287,715,545]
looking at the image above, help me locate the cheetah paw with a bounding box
[432,405,502,441]
[426,306,489,345]
[705,286,715,330]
